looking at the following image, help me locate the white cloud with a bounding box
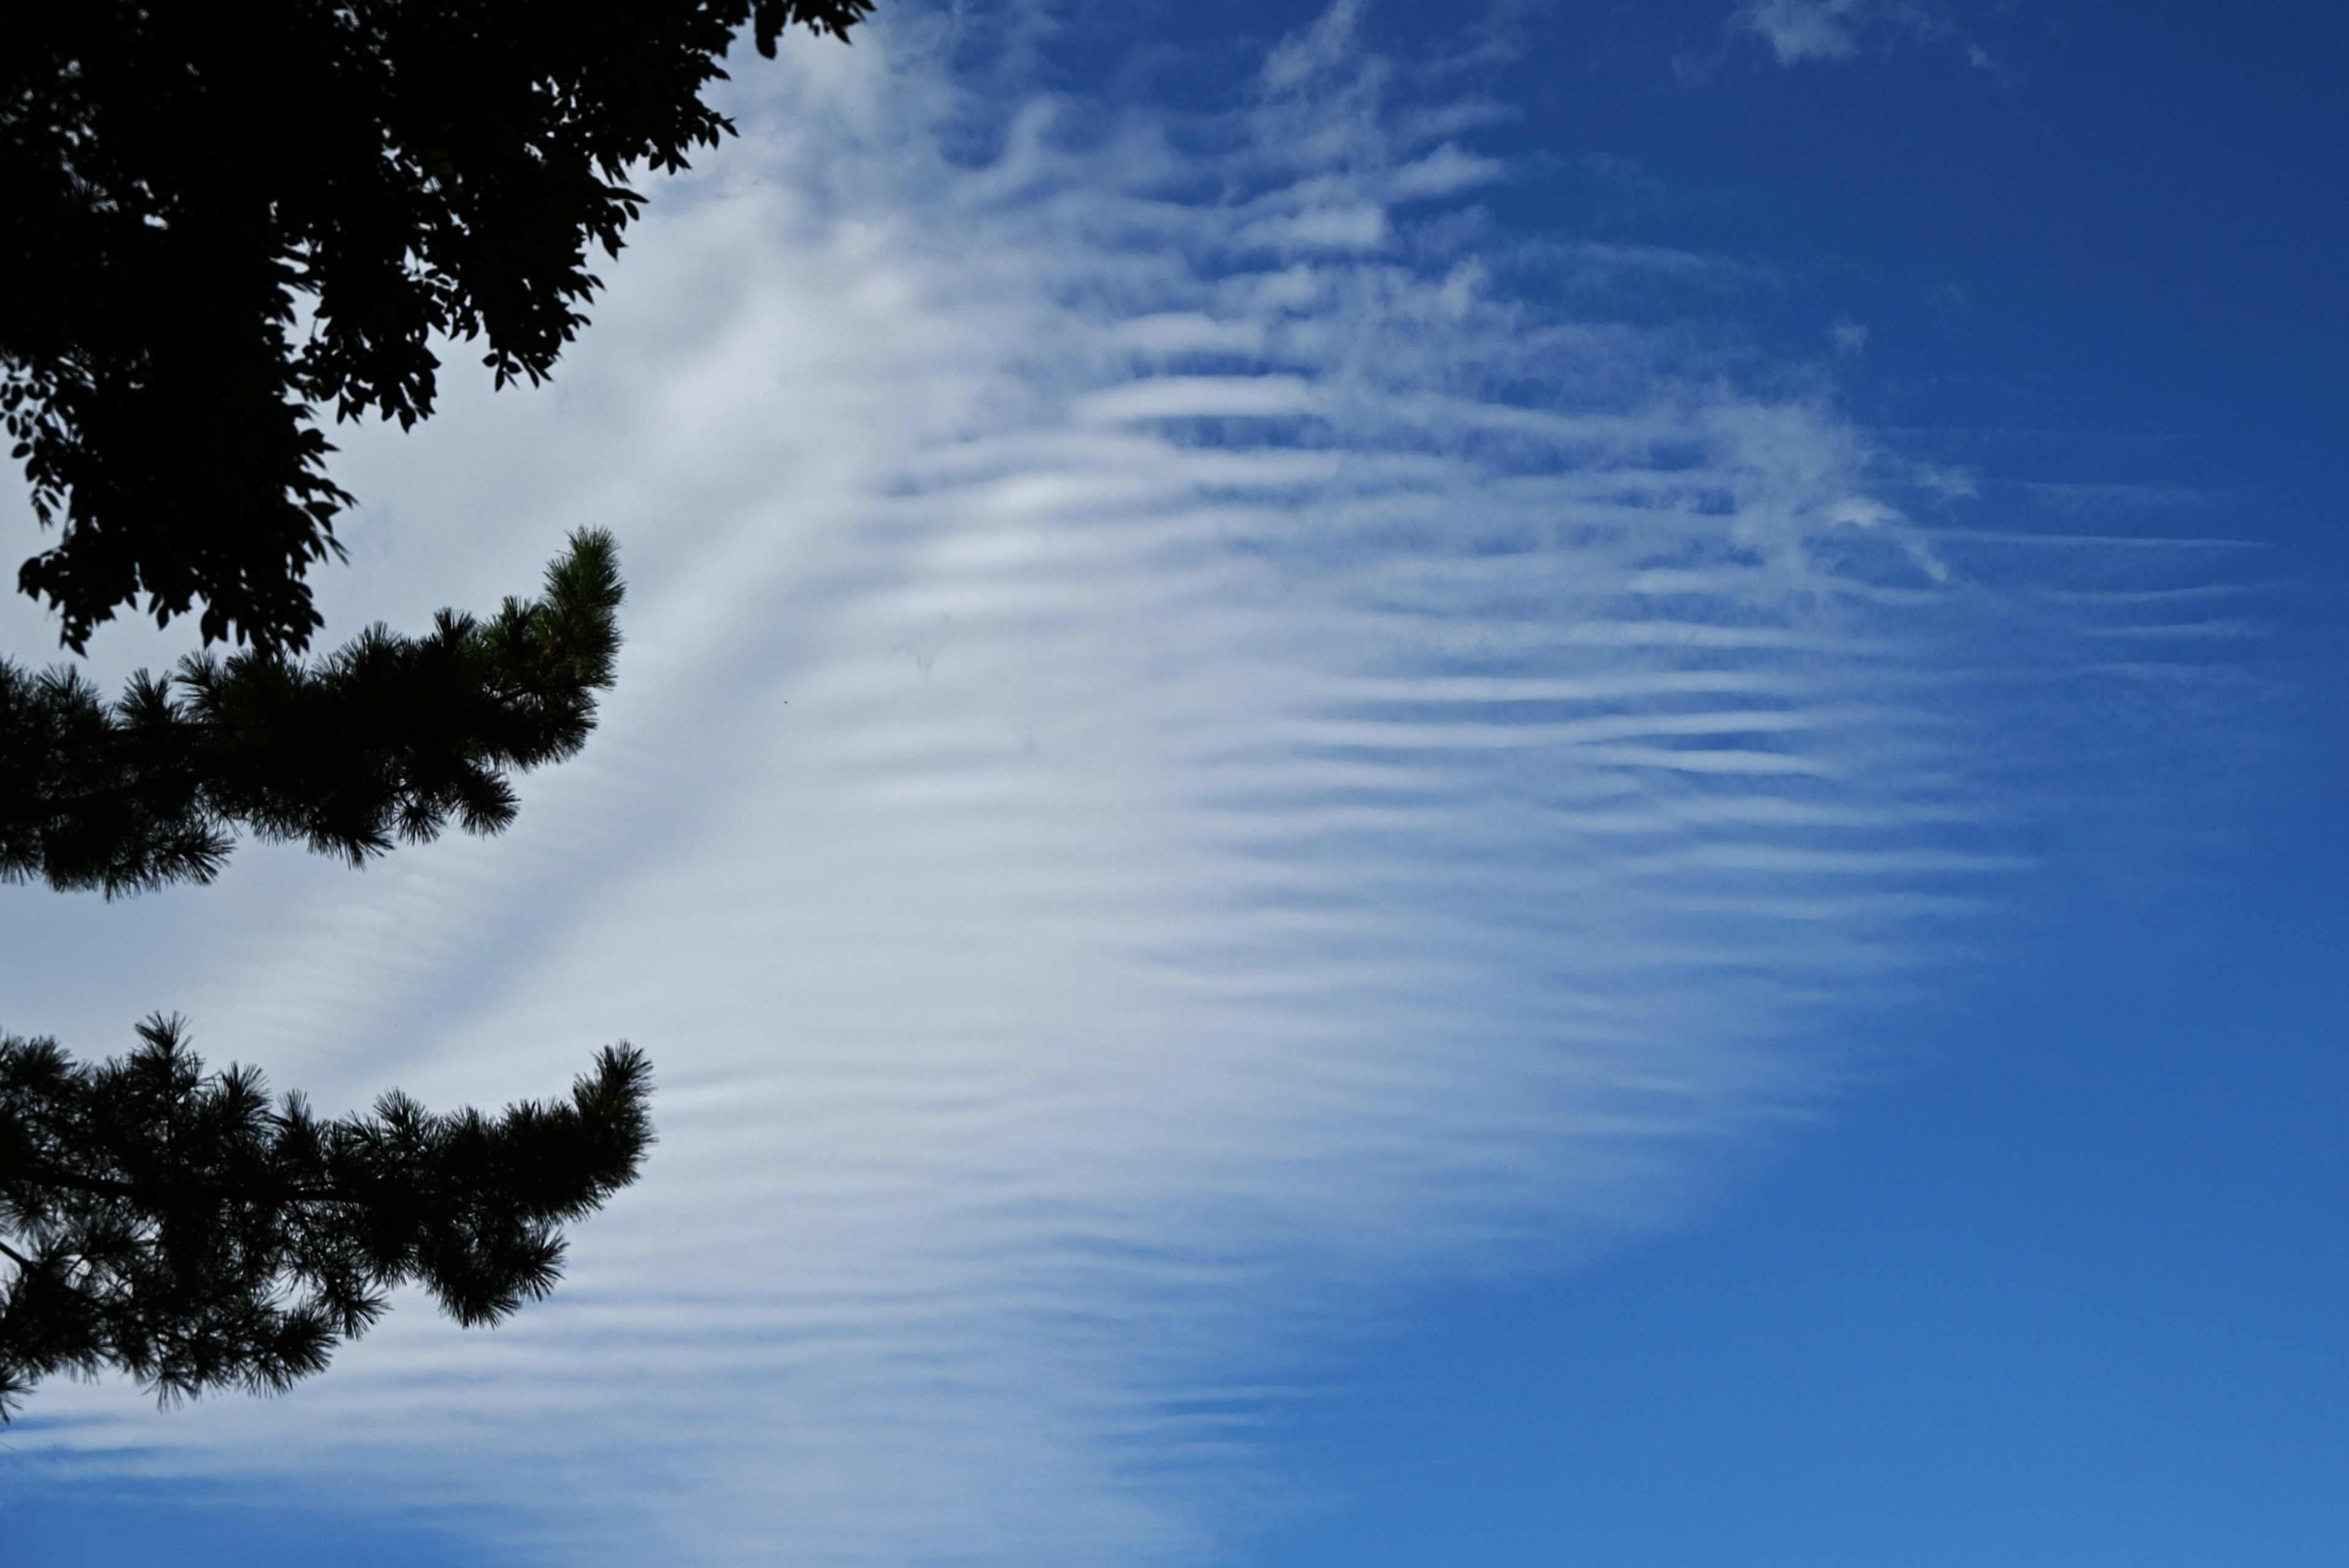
[1740,0,1869,62]
[1,6,2220,1564]
[1734,0,1973,66]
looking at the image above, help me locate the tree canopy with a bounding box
[4,0,874,652]
[2,0,882,1421]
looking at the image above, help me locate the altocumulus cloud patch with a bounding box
[2,6,2240,1564]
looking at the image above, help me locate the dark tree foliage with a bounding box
[0,533,645,1422]
[0,1017,653,1419]
[1,528,623,896]
[0,0,883,1422]
[2,0,875,652]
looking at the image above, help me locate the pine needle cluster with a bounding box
[0,528,623,895]
[0,1018,653,1421]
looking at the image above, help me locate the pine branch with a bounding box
[0,1016,654,1421]
[0,528,622,896]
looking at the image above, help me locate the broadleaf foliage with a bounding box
[2,0,875,651]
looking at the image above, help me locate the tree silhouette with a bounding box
[1,0,878,1419]
[4,0,872,652]
[1,1022,653,1418]
[2,530,624,897]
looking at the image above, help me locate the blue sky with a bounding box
[4,2,2344,1563]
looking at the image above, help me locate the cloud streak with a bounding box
[2,7,2232,1564]
[1733,0,1984,67]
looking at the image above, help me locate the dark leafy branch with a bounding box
[0,0,877,1429]
[2,0,875,652]
[0,527,622,896]
[0,1016,653,1421]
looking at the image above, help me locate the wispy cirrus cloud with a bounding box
[1734,0,1990,68]
[2,5,2229,1564]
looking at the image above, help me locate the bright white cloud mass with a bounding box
[4,6,2238,1565]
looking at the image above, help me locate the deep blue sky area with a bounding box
[1143,0,2349,564]
[7,2,2345,1562]
[1243,734,2349,1567]
[1217,6,2349,1561]
[0,1485,499,1568]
